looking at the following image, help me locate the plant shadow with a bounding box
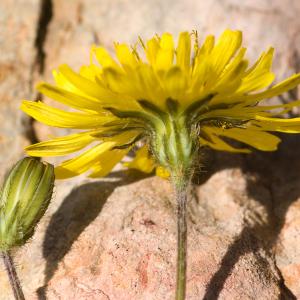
[202,134,300,299]
[36,170,149,300]
[36,136,300,300]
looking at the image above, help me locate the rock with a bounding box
[36,169,288,300]
[0,0,41,179]
[1,165,292,300]
[264,135,300,299]
[276,199,300,299]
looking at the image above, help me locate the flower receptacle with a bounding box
[149,100,199,183]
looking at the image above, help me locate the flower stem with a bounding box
[2,250,25,300]
[173,180,189,300]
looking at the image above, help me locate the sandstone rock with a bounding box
[37,173,287,300]
[0,0,41,179]
[264,135,300,299]
[276,199,300,299]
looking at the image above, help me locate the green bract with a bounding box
[0,157,54,250]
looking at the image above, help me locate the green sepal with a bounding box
[138,99,167,120]
[166,98,179,115]
[113,133,144,149]
[183,93,216,121]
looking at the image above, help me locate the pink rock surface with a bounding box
[43,174,284,300]
[276,198,300,299]
[0,0,40,178]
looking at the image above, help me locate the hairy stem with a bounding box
[173,179,189,300]
[2,251,25,300]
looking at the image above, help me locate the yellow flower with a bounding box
[21,29,300,179]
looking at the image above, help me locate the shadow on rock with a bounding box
[37,170,149,300]
[203,226,296,300]
[202,134,300,299]
[36,135,300,299]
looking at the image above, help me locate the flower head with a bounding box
[21,30,300,179]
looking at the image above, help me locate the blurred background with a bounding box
[1,0,300,299]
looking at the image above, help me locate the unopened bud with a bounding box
[0,157,54,250]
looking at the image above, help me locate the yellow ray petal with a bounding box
[115,43,138,70]
[155,166,170,178]
[89,148,130,178]
[194,35,215,64]
[91,46,120,69]
[214,48,248,93]
[213,73,300,106]
[207,126,281,151]
[102,67,142,101]
[125,144,155,173]
[200,100,300,121]
[237,48,275,93]
[53,70,77,92]
[55,142,116,179]
[240,72,275,94]
[191,35,215,93]
[243,73,300,103]
[54,67,106,99]
[146,36,160,65]
[200,128,250,153]
[210,29,242,78]
[21,100,114,129]
[244,48,273,75]
[155,33,174,71]
[163,66,187,99]
[37,83,105,111]
[252,115,300,133]
[58,64,121,102]
[190,61,211,98]
[134,64,165,104]
[176,32,191,72]
[79,64,101,82]
[219,47,247,74]
[199,106,262,121]
[25,132,95,157]
[55,131,139,179]
[191,30,243,103]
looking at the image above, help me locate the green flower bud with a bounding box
[0,157,54,250]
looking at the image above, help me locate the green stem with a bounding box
[174,180,189,300]
[2,250,25,300]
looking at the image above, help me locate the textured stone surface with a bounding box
[276,198,300,299]
[1,0,300,299]
[41,171,287,300]
[269,135,300,300]
[0,0,40,179]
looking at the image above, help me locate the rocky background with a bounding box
[1,0,300,299]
